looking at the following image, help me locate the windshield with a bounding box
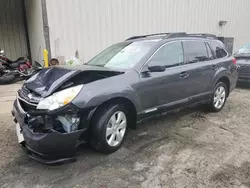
[87,41,155,69]
[235,43,250,55]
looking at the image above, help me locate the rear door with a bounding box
[182,40,216,101]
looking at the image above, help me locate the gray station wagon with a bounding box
[12,32,238,164]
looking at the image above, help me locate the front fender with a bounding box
[72,83,140,112]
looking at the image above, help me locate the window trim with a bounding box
[140,40,185,72]
[205,42,215,60]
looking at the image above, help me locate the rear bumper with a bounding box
[12,99,88,165]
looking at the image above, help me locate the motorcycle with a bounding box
[0,49,42,84]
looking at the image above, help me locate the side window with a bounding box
[150,41,184,68]
[209,42,228,58]
[185,41,209,64]
[206,43,214,60]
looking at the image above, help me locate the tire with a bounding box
[208,82,228,112]
[0,74,16,84]
[90,103,128,154]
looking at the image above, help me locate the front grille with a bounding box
[18,86,40,112]
[18,98,37,112]
[18,86,30,101]
[18,86,42,104]
[238,64,250,77]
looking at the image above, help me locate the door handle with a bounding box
[211,65,218,70]
[180,72,189,78]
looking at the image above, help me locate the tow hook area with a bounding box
[16,122,25,144]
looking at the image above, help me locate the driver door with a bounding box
[136,41,192,115]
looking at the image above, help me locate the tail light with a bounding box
[232,57,237,65]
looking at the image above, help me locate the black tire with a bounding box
[208,82,228,112]
[0,74,16,84]
[90,103,129,154]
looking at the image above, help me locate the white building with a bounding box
[1,0,250,65]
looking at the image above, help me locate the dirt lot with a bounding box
[1,86,250,188]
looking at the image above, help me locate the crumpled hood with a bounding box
[24,65,122,97]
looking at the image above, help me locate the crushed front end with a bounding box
[12,86,90,165]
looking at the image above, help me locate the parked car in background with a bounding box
[12,32,238,164]
[234,44,250,85]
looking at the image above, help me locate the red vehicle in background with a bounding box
[0,49,41,84]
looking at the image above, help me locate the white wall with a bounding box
[25,0,46,64]
[46,0,250,63]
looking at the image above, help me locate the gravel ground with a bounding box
[1,88,250,188]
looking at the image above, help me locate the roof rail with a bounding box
[125,32,187,41]
[126,33,170,40]
[186,33,218,39]
[164,32,187,38]
[125,32,217,41]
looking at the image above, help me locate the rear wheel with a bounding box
[208,82,228,112]
[91,103,128,154]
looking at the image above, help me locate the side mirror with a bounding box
[147,61,166,72]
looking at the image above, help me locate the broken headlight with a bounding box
[37,85,83,111]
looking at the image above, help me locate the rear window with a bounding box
[209,41,228,58]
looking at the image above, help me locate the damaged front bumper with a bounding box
[12,98,91,165]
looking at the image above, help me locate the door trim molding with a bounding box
[138,91,211,116]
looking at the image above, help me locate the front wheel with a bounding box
[91,103,128,154]
[208,82,228,112]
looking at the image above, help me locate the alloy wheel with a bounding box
[213,86,226,109]
[106,111,127,147]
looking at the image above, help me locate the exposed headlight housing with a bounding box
[37,85,83,111]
